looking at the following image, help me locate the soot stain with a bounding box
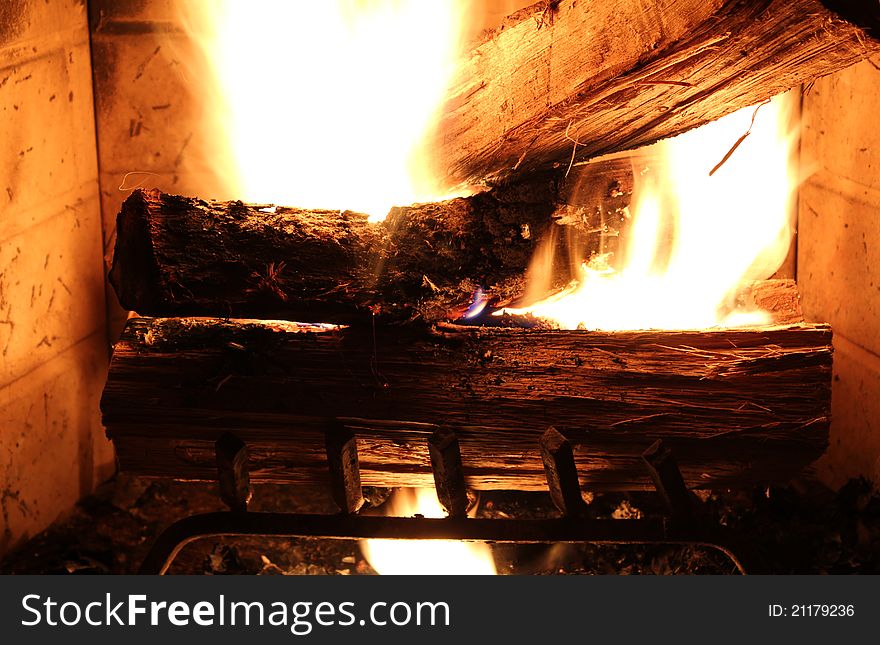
[0,0,28,47]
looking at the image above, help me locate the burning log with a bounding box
[109,188,801,324]
[109,187,571,323]
[101,316,832,492]
[431,0,880,185]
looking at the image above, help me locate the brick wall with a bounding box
[0,0,114,556]
[799,59,880,488]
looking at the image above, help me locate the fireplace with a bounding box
[2,0,879,574]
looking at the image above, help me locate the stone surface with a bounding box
[799,59,880,488]
[799,177,880,353]
[0,0,114,556]
[815,337,880,489]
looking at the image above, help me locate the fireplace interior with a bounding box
[1,0,880,574]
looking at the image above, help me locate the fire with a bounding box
[181,1,493,576]
[361,488,497,575]
[178,0,467,220]
[498,92,799,330]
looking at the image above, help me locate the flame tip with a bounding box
[514,92,799,332]
[362,488,497,576]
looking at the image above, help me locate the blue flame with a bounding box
[462,288,488,319]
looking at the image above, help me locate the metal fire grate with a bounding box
[138,427,763,574]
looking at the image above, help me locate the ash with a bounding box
[2,477,879,575]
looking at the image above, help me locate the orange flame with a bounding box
[498,92,799,330]
[181,0,496,576]
[361,488,496,575]
[177,0,467,220]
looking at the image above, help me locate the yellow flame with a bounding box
[499,92,799,330]
[178,0,467,221]
[361,488,496,575]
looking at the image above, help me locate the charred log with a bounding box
[101,317,832,492]
[109,188,802,324]
[108,187,577,323]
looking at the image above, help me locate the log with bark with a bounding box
[429,0,880,186]
[109,188,798,324]
[108,185,608,323]
[101,315,832,492]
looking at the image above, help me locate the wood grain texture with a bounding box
[101,317,833,491]
[429,0,880,186]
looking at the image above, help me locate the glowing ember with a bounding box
[497,92,799,331]
[178,0,467,221]
[361,488,496,575]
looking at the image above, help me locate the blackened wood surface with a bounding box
[430,0,880,186]
[109,189,802,325]
[101,317,832,491]
[109,188,573,323]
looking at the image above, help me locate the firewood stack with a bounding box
[98,0,878,493]
[101,183,833,492]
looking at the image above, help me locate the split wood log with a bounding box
[101,316,832,492]
[109,188,801,324]
[429,0,880,186]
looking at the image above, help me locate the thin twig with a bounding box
[118,171,161,191]
[609,413,669,427]
[708,99,771,177]
[563,120,584,178]
[636,79,694,87]
[370,311,388,389]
